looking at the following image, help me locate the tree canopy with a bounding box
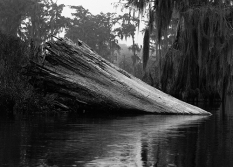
[65,6,121,62]
[0,0,67,45]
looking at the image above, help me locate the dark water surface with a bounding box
[1,97,233,167]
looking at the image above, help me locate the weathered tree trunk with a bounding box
[25,38,210,115]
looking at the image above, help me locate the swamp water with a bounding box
[0,96,233,167]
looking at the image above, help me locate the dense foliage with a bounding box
[0,0,67,45]
[122,0,233,102]
[0,32,58,115]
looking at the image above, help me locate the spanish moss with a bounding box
[143,27,150,70]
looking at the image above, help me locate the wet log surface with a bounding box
[25,38,210,115]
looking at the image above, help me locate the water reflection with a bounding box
[1,97,233,167]
[81,115,208,167]
[0,115,208,167]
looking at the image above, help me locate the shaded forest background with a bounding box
[122,0,233,105]
[0,0,232,114]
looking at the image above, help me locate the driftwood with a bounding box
[25,38,210,115]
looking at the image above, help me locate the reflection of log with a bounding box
[26,38,210,114]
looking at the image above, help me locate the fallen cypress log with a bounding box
[25,38,210,115]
